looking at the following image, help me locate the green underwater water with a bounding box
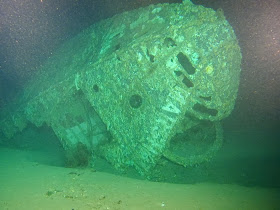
[1,118,279,188]
[0,3,280,209]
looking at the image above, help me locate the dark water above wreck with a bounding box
[0,0,280,202]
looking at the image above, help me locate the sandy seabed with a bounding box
[0,147,279,210]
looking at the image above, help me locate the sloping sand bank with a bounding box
[0,147,279,210]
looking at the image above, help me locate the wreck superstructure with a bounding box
[0,1,241,176]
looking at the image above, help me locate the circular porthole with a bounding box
[129,94,142,109]
[93,84,99,92]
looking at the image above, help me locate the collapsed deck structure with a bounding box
[0,1,241,176]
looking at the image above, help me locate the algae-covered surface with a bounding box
[1,1,279,209]
[0,146,279,210]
